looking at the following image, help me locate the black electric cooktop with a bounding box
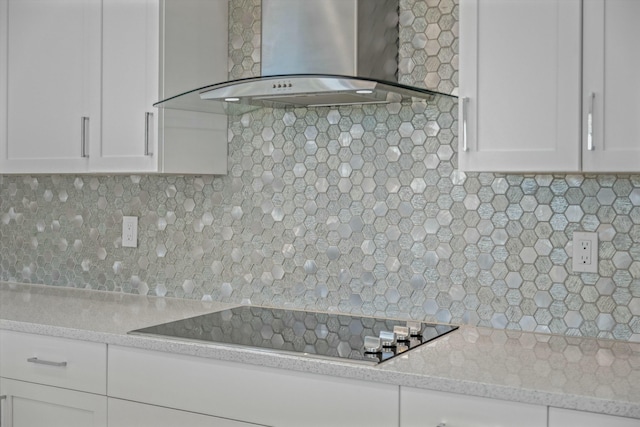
[130,306,458,364]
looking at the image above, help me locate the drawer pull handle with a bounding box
[27,357,68,367]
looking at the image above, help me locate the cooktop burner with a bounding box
[130,306,457,364]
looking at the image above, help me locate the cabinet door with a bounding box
[583,0,640,172]
[459,0,582,172]
[159,0,228,175]
[108,398,267,427]
[549,407,639,427]
[0,1,6,164]
[109,345,399,427]
[98,0,159,173]
[0,0,100,173]
[0,379,4,426]
[0,379,106,427]
[400,387,548,427]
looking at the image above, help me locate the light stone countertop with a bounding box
[1,281,639,420]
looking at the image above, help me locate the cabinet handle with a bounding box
[461,97,469,152]
[81,116,90,158]
[587,92,595,151]
[145,112,153,156]
[27,357,68,367]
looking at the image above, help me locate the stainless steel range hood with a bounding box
[154,0,456,115]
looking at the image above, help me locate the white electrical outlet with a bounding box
[572,231,598,273]
[122,216,138,248]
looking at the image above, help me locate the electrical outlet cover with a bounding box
[572,231,598,273]
[122,216,138,248]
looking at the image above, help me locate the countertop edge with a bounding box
[2,318,639,420]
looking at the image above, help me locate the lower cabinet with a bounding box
[0,330,108,427]
[0,330,107,395]
[400,386,547,427]
[108,345,399,427]
[549,407,639,427]
[1,330,639,427]
[108,398,265,427]
[0,379,106,427]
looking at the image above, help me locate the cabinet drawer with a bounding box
[549,407,639,427]
[0,330,106,394]
[108,345,398,427]
[108,398,267,427]
[400,387,547,427]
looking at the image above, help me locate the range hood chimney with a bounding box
[155,0,456,115]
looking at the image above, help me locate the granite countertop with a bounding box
[1,281,639,419]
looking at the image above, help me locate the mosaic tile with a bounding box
[1,0,640,341]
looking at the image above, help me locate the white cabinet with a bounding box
[99,0,229,174]
[459,0,582,172]
[582,0,640,172]
[549,407,639,427]
[0,331,107,427]
[460,0,640,173]
[157,0,229,175]
[108,398,265,427]
[0,379,106,427]
[0,0,228,175]
[0,379,3,425]
[98,0,159,173]
[108,345,399,427]
[400,387,548,427]
[0,330,107,394]
[0,0,101,174]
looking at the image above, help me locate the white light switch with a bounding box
[122,216,138,248]
[572,231,597,273]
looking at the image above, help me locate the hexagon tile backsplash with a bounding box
[2,0,640,342]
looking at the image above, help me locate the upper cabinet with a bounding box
[582,0,640,172]
[0,0,228,175]
[0,0,101,174]
[458,0,582,172]
[157,0,228,175]
[97,0,159,173]
[459,0,639,173]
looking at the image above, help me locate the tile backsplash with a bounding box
[2,0,640,342]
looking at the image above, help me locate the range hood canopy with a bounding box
[154,0,456,115]
[155,74,455,115]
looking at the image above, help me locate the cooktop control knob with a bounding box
[393,325,410,341]
[396,343,409,354]
[364,336,382,353]
[379,330,396,347]
[406,321,422,336]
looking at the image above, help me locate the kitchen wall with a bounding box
[1,0,640,342]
